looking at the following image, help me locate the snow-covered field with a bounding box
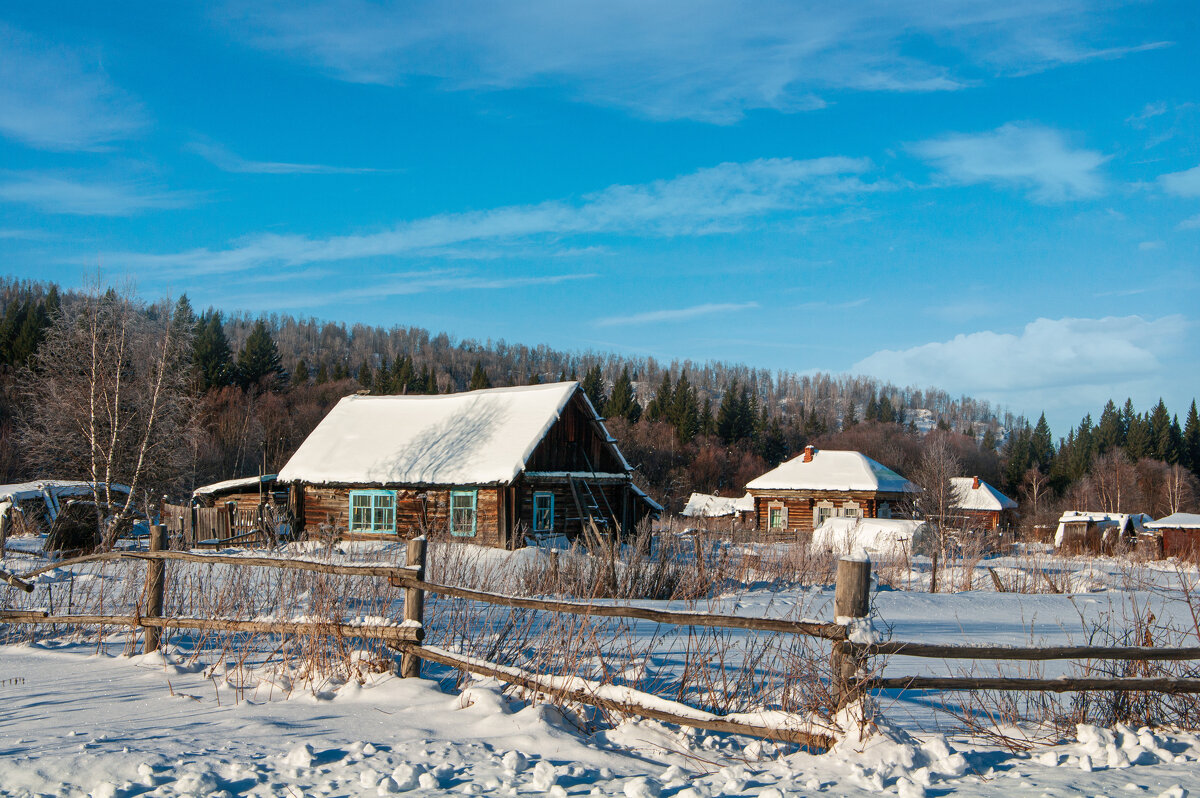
[4,535,1200,796]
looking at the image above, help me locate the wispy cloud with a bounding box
[221,1,1157,123]
[595,302,758,327]
[1159,164,1200,197]
[0,23,146,150]
[908,123,1107,202]
[225,269,597,310]
[186,139,389,175]
[1179,213,1200,231]
[101,156,884,272]
[1138,240,1164,251]
[0,174,195,216]
[796,298,869,311]
[853,315,1187,394]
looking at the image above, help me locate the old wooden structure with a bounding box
[949,476,1018,531]
[1145,513,1200,561]
[192,474,283,512]
[1054,510,1153,555]
[276,381,659,548]
[745,446,918,535]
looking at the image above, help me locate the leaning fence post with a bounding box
[142,523,167,654]
[401,536,427,678]
[831,557,871,711]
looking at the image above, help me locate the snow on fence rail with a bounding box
[8,536,1199,746]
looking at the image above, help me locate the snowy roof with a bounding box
[810,517,930,558]
[193,475,277,496]
[950,477,1017,512]
[0,480,130,504]
[631,485,664,514]
[1146,513,1200,530]
[681,492,755,518]
[1054,510,1153,546]
[278,382,631,486]
[745,449,916,493]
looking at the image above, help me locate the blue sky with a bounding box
[2,1,1198,435]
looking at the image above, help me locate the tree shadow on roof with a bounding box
[365,398,507,484]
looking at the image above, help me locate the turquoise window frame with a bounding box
[450,490,478,537]
[349,489,396,535]
[533,492,555,532]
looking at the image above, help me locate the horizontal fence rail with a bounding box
[855,641,1200,662]
[863,675,1200,693]
[0,610,423,644]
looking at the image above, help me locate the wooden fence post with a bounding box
[831,557,871,711]
[401,536,427,678]
[225,501,237,542]
[142,524,167,654]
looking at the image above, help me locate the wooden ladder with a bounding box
[568,476,611,551]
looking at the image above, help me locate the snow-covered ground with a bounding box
[4,536,1200,796]
[1,642,1198,797]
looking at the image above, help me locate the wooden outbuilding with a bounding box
[1054,511,1152,555]
[680,492,755,524]
[745,445,918,535]
[1145,513,1200,561]
[276,381,659,547]
[192,474,283,512]
[949,476,1018,530]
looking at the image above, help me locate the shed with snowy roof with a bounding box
[276,381,658,548]
[950,476,1018,530]
[744,445,918,534]
[1054,510,1153,555]
[1146,513,1200,561]
[680,492,755,522]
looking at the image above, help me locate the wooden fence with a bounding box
[162,502,273,548]
[6,544,1200,751]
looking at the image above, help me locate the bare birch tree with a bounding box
[19,283,197,549]
[910,432,962,593]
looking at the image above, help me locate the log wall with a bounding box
[298,485,504,548]
[750,490,910,532]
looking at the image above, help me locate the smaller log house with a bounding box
[1054,511,1152,555]
[276,381,659,548]
[745,446,918,534]
[949,476,1018,531]
[1145,513,1200,561]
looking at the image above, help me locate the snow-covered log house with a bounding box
[744,446,918,535]
[276,381,659,548]
[949,476,1018,530]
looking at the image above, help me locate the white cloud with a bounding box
[1159,164,1200,197]
[1178,213,1200,231]
[0,174,194,216]
[908,123,1107,202]
[186,140,388,175]
[596,302,758,327]
[221,1,1158,123]
[1138,240,1164,251]
[103,156,883,272]
[0,23,146,150]
[853,315,1187,395]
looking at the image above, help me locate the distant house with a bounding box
[950,476,1018,530]
[192,474,282,511]
[1054,511,1153,555]
[1145,513,1200,561]
[680,492,755,523]
[0,480,134,549]
[276,381,659,548]
[745,445,919,534]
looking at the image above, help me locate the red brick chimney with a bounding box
[972,475,981,489]
[803,444,815,463]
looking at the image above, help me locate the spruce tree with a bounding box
[236,319,284,388]
[1031,413,1054,471]
[581,364,606,410]
[1095,399,1123,453]
[1148,399,1176,462]
[1184,401,1200,474]
[981,427,998,453]
[842,398,858,430]
[292,359,310,386]
[603,366,640,423]
[1125,412,1152,460]
[192,311,233,391]
[645,372,673,423]
[315,360,329,384]
[332,360,349,381]
[468,361,492,390]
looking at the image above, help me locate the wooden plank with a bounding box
[408,644,836,750]
[392,575,847,639]
[0,610,422,643]
[19,551,418,580]
[864,676,1200,693]
[856,641,1200,661]
[0,567,34,593]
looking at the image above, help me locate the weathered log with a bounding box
[400,537,426,679]
[0,610,423,643]
[863,675,1200,693]
[0,567,34,593]
[142,525,166,653]
[409,644,835,750]
[831,558,872,710]
[20,551,419,580]
[856,641,1200,661]
[390,575,847,640]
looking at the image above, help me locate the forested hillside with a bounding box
[1,278,1196,520]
